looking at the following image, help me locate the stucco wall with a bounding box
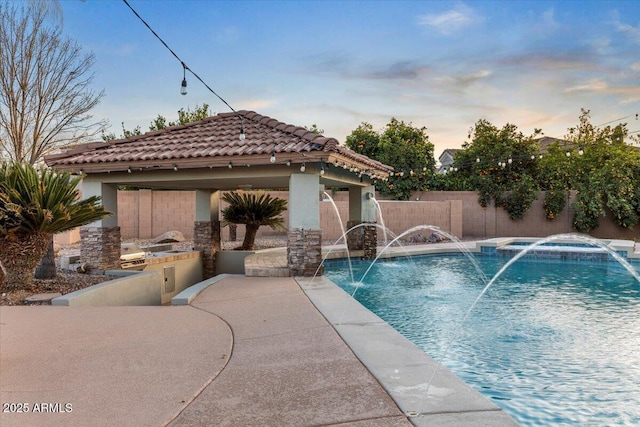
[417,191,640,241]
[55,189,640,245]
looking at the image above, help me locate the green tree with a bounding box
[552,109,640,232]
[304,124,325,134]
[452,119,540,214]
[102,104,211,141]
[221,191,287,251]
[345,122,381,160]
[0,162,109,290]
[346,119,436,200]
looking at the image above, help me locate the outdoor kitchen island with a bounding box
[56,246,203,306]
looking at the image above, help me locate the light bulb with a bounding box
[270,152,276,163]
[476,158,480,163]
[239,126,246,141]
[508,158,512,164]
[300,163,306,172]
[228,162,232,169]
[566,151,571,157]
[180,78,187,95]
[320,165,325,175]
[286,160,291,167]
[173,164,178,171]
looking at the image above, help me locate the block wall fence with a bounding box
[55,189,640,245]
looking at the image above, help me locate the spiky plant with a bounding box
[0,162,110,290]
[221,191,287,250]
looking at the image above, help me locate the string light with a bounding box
[180,63,187,95]
[122,0,245,139]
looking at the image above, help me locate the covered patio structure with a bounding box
[45,110,392,277]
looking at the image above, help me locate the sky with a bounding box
[59,0,640,158]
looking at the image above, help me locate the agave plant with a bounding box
[221,191,287,250]
[0,162,110,291]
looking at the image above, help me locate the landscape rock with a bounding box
[153,231,185,244]
[407,233,428,243]
[428,233,445,243]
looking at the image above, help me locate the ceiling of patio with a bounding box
[45,110,393,190]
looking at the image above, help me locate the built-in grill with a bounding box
[120,242,147,269]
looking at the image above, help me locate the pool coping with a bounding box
[296,274,520,426]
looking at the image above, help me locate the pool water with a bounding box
[325,254,640,426]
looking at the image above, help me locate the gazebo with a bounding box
[45,110,393,277]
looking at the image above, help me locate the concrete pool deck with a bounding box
[8,237,637,426]
[0,268,518,426]
[0,276,414,427]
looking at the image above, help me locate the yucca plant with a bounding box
[0,162,110,291]
[221,191,287,250]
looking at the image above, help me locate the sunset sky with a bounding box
[61,0,640,157]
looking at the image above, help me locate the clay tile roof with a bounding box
[45,110,393,174]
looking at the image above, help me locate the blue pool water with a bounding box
[325,254,640,426]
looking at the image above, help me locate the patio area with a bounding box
[0,254,518,426]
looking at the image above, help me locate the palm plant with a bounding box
[221,191,287,250]
[0,162,110,291]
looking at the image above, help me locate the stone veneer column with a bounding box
[194,220,221,279]
[362,222,378,260]
[348,185,377,255]
[287,228,323,276]
[346,220,363,250]
[80,226,121,273]
[288,173,322,277]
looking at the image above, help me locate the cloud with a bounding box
[498,51,595,71]
[239,99,277,109]
[610,11,640,44]
[302,53,429,81]
[541,8,558,28]
[417,2,477,35]
[213,26,240,43]
[564,79,609,93]
[435,70,492,90]
[362,61,431,80]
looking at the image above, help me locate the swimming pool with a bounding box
[325,253,640,426]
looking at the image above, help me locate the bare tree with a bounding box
[0,0,104,281]
[0,0,105,164]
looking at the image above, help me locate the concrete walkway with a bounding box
[0,276,410,427]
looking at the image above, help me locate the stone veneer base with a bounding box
[287,228,323,276]
[194,221,221,279]
[80,226,121,273]
[363,222,377,260]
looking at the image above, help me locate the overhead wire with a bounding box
[121,0,243,128]
[596,113,638,127]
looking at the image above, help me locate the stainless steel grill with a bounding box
[120,242,147,269]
